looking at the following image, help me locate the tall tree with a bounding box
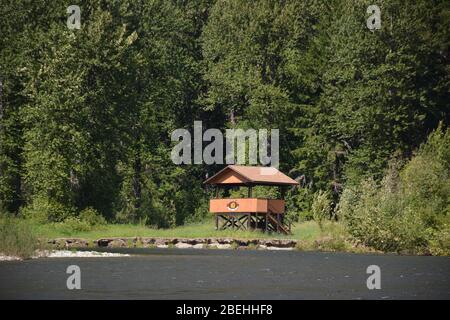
[315,0,450,187]
[0,0,65,213]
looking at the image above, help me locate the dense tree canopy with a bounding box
[0,0,448,226]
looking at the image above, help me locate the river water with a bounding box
[0,248,449,299]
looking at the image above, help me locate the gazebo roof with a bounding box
[203,165,299,186]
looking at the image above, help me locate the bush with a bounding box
[21,195,75,223]
[340,176,429,252]
[429,223,450,256]
[286,187,314,222]
[79,207,106,226]
[21,201,106,236]
[339,126,450,254]
[52,217,92,235]
[295,222,357,252]
[185,199,210,223]
[0,216,39,258]
[311,190,332,231]
[50,209,109,236]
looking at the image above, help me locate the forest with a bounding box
[0,0,449,254]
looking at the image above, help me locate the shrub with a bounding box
[286,187,314,222]
[21,195,75,223]
[311,190,332,231]
[185,199,209,223]
[53,217,92,235]
[0,215,39,258]
[340,168,433,252]
[79,207,106,226]
[429,223,450,256]
[295,222,355,252]
[339,126,450,254]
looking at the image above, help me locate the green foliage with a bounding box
[1,0,210,227]
[311,190,332,231]
[0,0,448,246]
[285,187,314,221]
[79,207,106,227]
[228,185,279,199]
[52,217,92,235]
[186,197,210,223]
[51,207,106,235]
[295,221,361,253]
[0,215,39,258]
[429,226,450,256]
[340,127,450,253]
[313,0,449,188]
[21,195,75,223]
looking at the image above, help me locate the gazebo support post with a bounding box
[277,214,280,233]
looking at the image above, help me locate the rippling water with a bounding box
[1,249,449,299]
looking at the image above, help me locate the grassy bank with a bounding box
[0,216,40,258]
[30,218,374,253]
[31,218,319,240]
[1,216,377,257]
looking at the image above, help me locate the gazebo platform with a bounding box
[204,165,299,234]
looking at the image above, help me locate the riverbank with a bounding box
[0,233,378,261]
[0,250,130,261]
[43,234,377,253]
[32,220,379,254]
[31,220,322,240]
[2,218,433,260]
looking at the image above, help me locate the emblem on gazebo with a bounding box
[227,201,239,211]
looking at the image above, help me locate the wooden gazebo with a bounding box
[204,165,299,234]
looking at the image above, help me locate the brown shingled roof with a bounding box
[203,165,299,186]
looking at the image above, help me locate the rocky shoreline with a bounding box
[1,237,299,261]
[1,237,387,261]
[0,250,130,261]
[46,237,298,250]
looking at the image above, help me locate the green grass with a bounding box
[2,217,377,254]
[32,218,323,241]
[0,217,40,258]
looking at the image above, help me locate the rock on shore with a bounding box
[0,254,22,261]
[38,250,130,258]
[46,237,297,250]
[0,250,130,261]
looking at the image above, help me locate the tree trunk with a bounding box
[132,154,142,217]
[230,107,235,126]
[0,78,3,132]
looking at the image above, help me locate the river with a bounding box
[1,248,449,299]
